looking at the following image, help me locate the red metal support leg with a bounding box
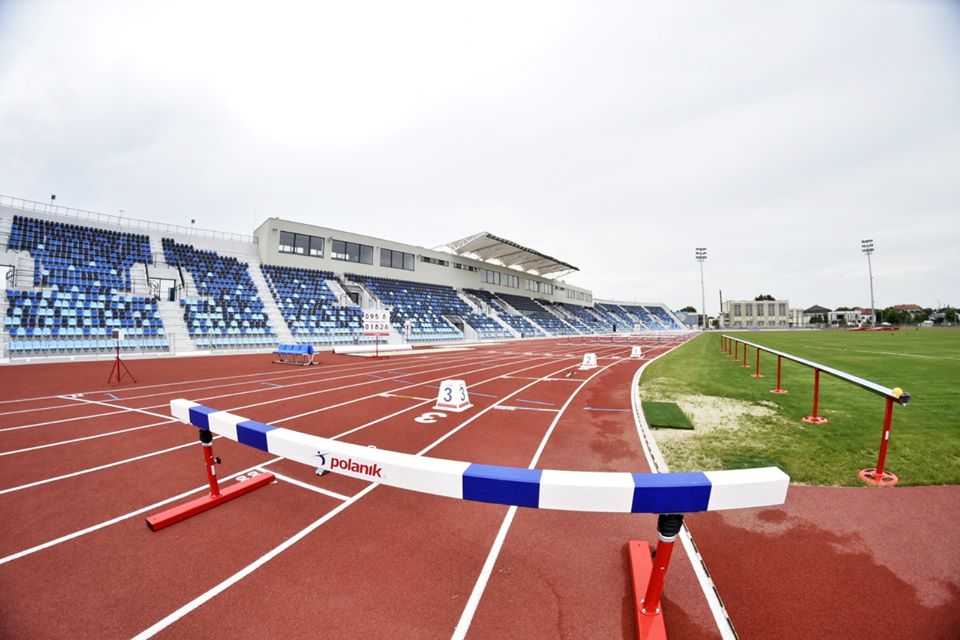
[734,341,739,361]
[628,514,684,640]
[802,369,829,424]
[751,348,764,378]
[146,429,275,531]
[201,436,221,498]
[741,344,749,368]
[770,355,788,394]
[858,397,900,486]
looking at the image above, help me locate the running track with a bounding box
[2,337,956,638]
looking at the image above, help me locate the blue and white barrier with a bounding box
[171,400,789,514]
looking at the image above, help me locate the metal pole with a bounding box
[696,248,707,330]
[199,430,221,498]
[873,397,895,478]
[640,514,684,616]
[867,251,875,324]
[770,355,788,394]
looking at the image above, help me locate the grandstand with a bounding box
[260,265,369,344]
[162,238,275,349]
[3,215,167,354]
[0,197,688,360]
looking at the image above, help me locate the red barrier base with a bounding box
[627,540,668,640]
[751,373,765,378]
[858,468,899,487]
[801,416,829,425]
[769,389,788,395]
[146,472,275,531]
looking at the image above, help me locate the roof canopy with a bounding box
[440,231,578,278]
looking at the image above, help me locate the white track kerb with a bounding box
[171,399,788,514]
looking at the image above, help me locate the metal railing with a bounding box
[720,334,910,486]
[1,195,257,244]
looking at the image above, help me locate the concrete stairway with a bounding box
[248,265,293,344]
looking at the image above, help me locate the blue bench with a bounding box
[273,343,315,366]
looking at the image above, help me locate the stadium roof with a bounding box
[440,231,579,278]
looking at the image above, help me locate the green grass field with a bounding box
[639,328,960,486]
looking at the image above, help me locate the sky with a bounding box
[1,1,958,313]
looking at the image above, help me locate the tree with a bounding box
[680,305,697,313]
[754,294,775,301]
[882,307,902,325]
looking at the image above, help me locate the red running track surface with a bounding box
[1,336,956,639]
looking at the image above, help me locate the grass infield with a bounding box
[642,401,695,430]
[639,328,960,486]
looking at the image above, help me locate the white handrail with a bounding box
[0,195,257,244]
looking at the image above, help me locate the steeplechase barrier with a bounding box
[148,399,789,640]
[720,334,911,486]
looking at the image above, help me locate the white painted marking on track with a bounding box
[0,419,176,457]
[131,484,380,639]
[259,469,349,501]
[58,395,176,421]
[0,438,215,496]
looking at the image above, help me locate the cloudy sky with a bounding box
[1,1,958,312]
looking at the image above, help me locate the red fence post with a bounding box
[734,340,739,361]
[741,344,749,368]
[858,397,900,486]
[752,348,764,378]
[802,369,829,424]
[770,355,788,394]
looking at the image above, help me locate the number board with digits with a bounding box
[363,310,392,336]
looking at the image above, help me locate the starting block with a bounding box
[631,345,644,359]
[579,353,598,370]
[434,379,472,412]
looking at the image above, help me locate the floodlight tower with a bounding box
[861,239,876,325]
[695,247,707,330]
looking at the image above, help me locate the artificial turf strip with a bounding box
[642,401,695,430]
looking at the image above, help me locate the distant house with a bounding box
[803,305,831,326]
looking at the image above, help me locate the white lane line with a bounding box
[0,419,176,457]
[261,469,349,501]
[492,406,560,413]
[0,438,212,496]
[130,483,380,640]
[629,338,736,640]
[57,395,174,421]
[0,457,281,566]
[0,408,131,433]
[451,360,621,640]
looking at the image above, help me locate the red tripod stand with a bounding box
[107,341,136,385]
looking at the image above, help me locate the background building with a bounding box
[722,298,791,329]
